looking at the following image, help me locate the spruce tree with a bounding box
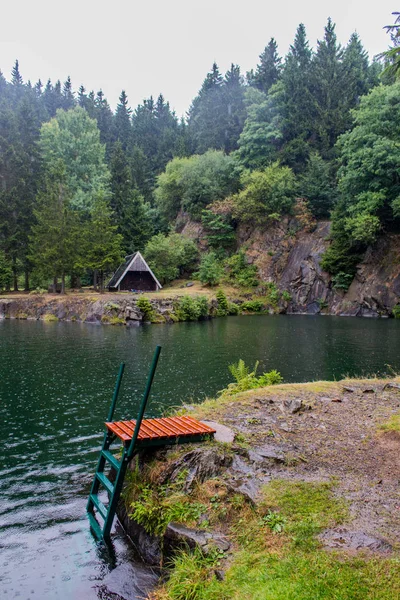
[312,18,347,157]
[251,38,282,93]
[114,90,132,151]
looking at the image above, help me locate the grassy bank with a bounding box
[121,377,400,600]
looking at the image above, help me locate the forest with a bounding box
[0,16,399,293]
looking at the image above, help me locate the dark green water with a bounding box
[1,315,400,598]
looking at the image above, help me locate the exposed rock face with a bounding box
[238,219,400,317]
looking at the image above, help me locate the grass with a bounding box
[152,480,400,600]
[378,413,400,433]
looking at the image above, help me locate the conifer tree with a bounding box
[30,164,81,294]
[250,38,282,93]
[62,76,75,110]
[114,90,132,151]
[110,141,152,252]
[11,60,23,86]
[84,193,123,292]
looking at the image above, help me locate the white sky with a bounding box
[0,0,397,117]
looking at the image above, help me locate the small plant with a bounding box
[42,313,58,322]
[216,289,229,316]
[261,509,286,533]
[281,290,292,302]
[392,305,400,319]
[228,302,240,315]
[317,298,328,310]
[224,251,259,287]
[332,271,354,291]
[137,297,156,321]
[195,252,224,286]
[221,359,283,395]
[29,287,47,295]
[240,299,264,312]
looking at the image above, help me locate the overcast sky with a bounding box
[0,0,397,117]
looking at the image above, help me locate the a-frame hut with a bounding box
[108,252,162,292]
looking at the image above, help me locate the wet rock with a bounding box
[248,444,285,465]
[362,388,376,394]
[320,528,392,553]
[165,523,230,554]
[279,422,292,433]
[159,447,233,492]
[202,421,235,443]
[282,398,302,414]
[383,382,400,392]
[342,386,356,393]
[99,562,160,600]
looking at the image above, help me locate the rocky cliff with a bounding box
[183,216,400,318]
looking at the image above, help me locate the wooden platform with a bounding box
[105,415,216,447]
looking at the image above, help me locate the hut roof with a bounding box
[107,251,162,290]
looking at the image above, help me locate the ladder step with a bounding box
[96,472,114,495]
[101,450,121,471]
[87,511,103,540]
[89,494,108,520]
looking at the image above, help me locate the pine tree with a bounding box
[312,18,347,157]
[114,90,132,151]
[280,23,316,169]
[30,166,81,294]
[11,60,23,86]
[62,76,75,110]
[110,141,152,252]
[84,193,123,292]
[251,38,282,93]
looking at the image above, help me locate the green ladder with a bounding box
[87,345,161,541]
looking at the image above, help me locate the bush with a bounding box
[232,162,297,224]
[228,302,240,315]
[224,251,259,287]
[137,297,156,321]
[201,209,236,250]
[216,289,229,316]
[155,150,241,220]
[240,299,265,312]
[174,296,209,321]
[195,252,224,286]
[144,233,198,284]
[392,305,400,319]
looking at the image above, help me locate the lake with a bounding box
[1,315,400,598]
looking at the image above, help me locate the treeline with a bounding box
[0,17,398,292]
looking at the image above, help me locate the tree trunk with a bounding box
[93,269,98,291]
[70,273,77,289]
[61,273,66,295]
[24,270,30,292]
[53,276,58,293]
[76,276,81,289]
[12,257,18,292]
[99,270,104,294]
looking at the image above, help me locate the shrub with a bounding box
[240,299,264,312]
[392,305,400,319]
[216,289,229,316]
[232,162,297,224]
[144,233,198,284]
[201,209,236,250]
[137,297,156,321]
[174,296,209,321]
[228,302,240,315]
[155,150,241,220]
[282,290,292,302]
[195,252,224,286]
[224,251,259,287]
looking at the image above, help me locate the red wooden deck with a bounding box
[105,415,216,443]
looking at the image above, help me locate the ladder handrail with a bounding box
[107,362,125,422]
[127,345,161,459]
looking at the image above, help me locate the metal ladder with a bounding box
[86,345,161,541]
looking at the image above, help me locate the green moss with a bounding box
[42,314,58,322]
[16,312,29,319]
[101,315,125,325]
